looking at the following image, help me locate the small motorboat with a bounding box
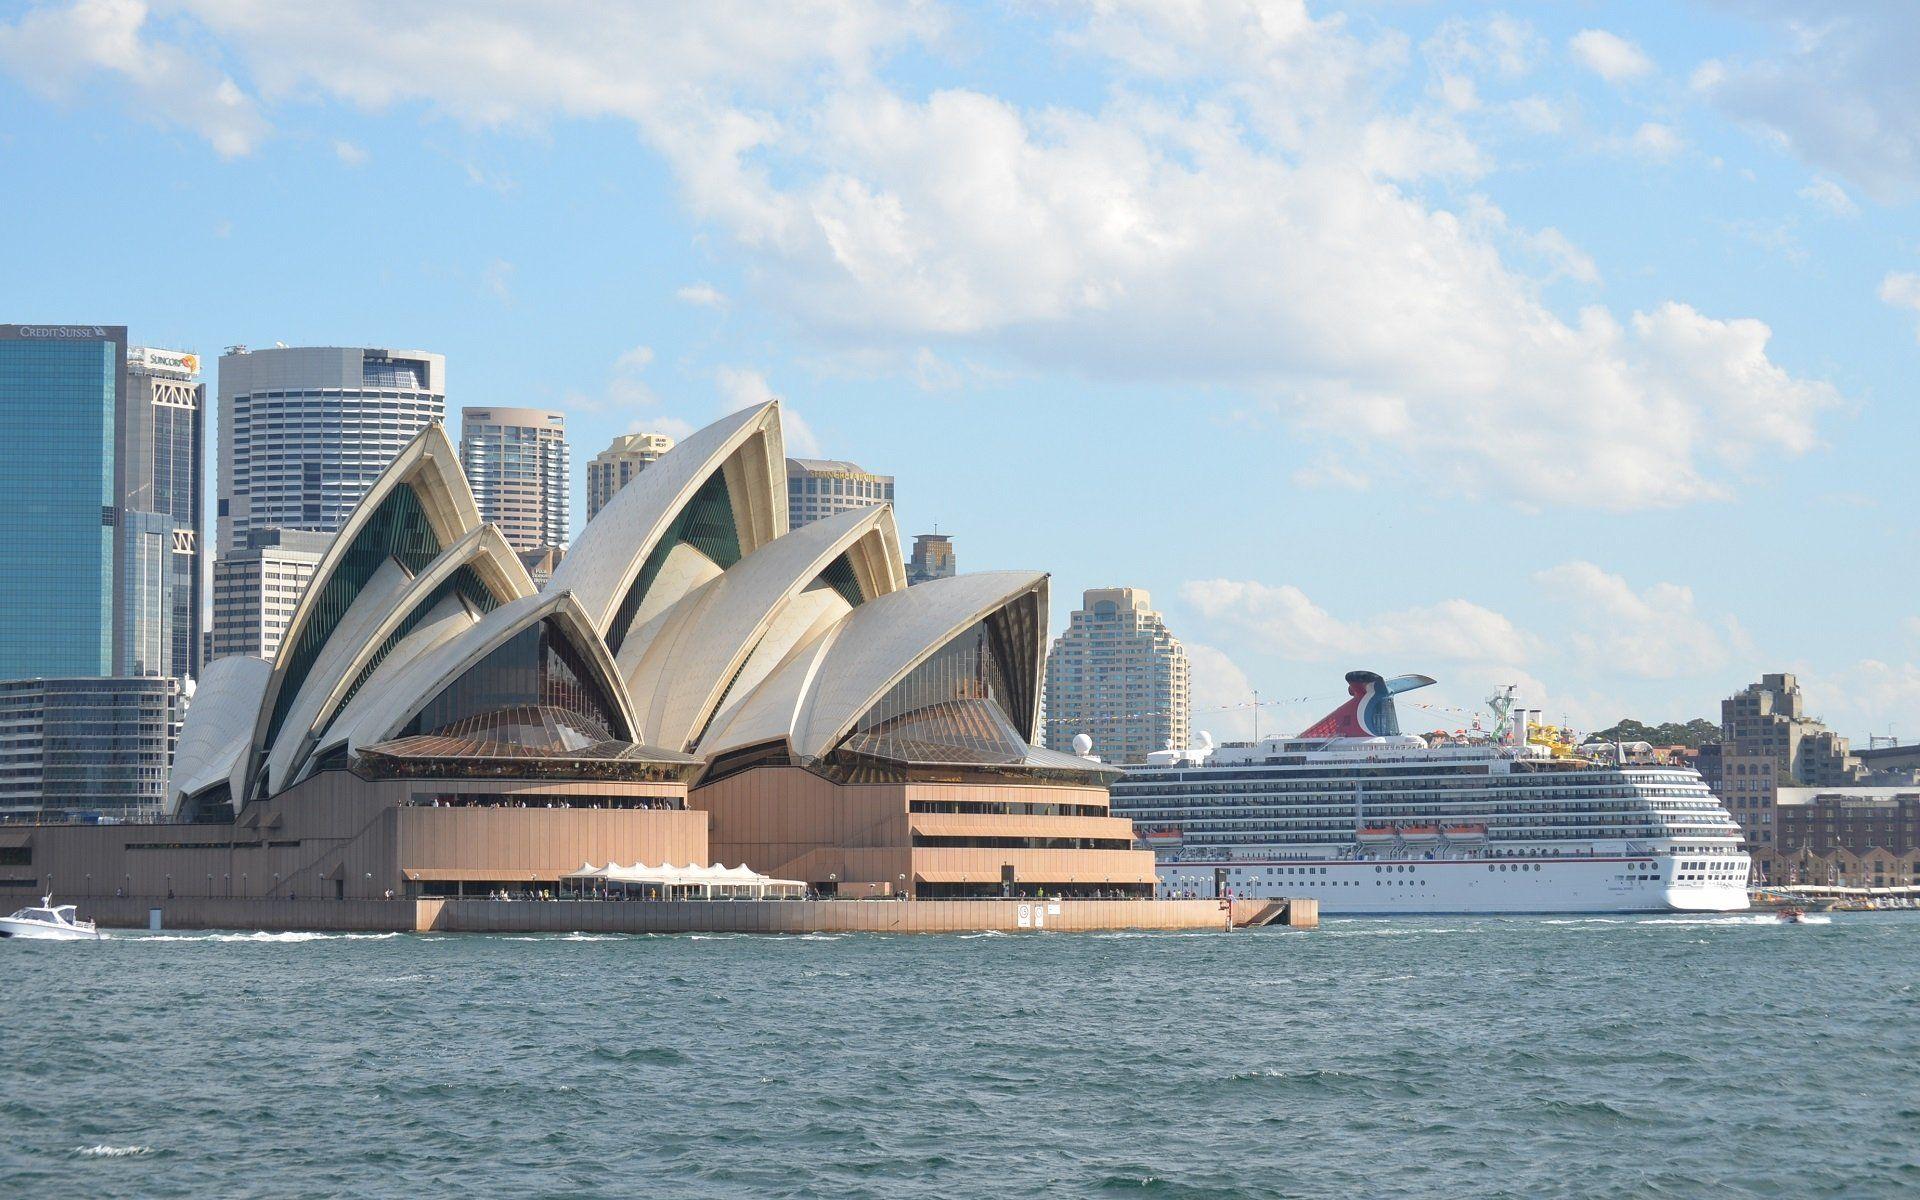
[0,895,100,940]
[1776,907,1807,924]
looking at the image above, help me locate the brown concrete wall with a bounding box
[75,896,419,931]
[419,898,1249,934]
[694,766,1160,891]
[1,770,701,902]
[395,807,707,882]
[70,895,1316,933]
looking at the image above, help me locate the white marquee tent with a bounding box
[562,861,806,900]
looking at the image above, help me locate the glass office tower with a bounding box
[0,325,124,679]
[123,347,205,679]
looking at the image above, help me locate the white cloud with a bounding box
[1878,271,1920,340]
[332,138,367,166]
[1185,642,1258,743]
[1289,456,1368,492]
[1532,561,1739,680]
[1799,659,1920,742]
[1569,29,1653,83]
[480,258,514,304]
[632,415,695,440]
[1798,177,1858,218]
[1179,579,1538,669]
[1424,14,1542,82]
[615,344,655,373]
[1178,577,1563,733]
[0,0,1843,513]
[1693,5,1920,201]
[777,407,822,458]
[714,367,822,455]
[0,0,268,156]
[715,364,775,409]
[1507,95,1566,136]
[1621,121,1685,161]
[676,282,728,309]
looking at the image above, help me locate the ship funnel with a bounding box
[1299,671,1437,738]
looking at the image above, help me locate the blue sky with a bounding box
[2,0,1917,743]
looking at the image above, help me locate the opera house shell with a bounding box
[11,403,1155,903]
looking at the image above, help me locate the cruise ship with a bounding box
[1108,672,1749,914]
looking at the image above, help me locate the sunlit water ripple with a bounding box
[4,912,1917,1198]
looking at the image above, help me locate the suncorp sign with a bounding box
[129,347,201,377]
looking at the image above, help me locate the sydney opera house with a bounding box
[3,404,1157,903]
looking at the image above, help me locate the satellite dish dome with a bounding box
[1071,733,1093,756]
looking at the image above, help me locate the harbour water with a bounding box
[4,914,1917,1198]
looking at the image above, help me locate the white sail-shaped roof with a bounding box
[247,423,480,796]
[698,570,1048,762]
[547,402,784,648]
[264,524,535,792]
[617,504,905,753]
[167,655,272,816]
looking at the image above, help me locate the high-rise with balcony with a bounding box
[216,345,444,553]
[586,431,674,521]
[459,407,569,553]
[786,458,893,530]
[1044,587,1190,765]
[209,527,332,663]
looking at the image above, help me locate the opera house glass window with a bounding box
[840,593,1041,765]
[403,619,624,749]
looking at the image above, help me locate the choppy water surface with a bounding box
[4,913,1918,1198]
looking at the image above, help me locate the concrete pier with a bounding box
[71,895,1318,934]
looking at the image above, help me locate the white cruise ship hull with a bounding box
[1156,856,1750,915]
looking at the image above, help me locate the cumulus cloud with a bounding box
[1568,29,1653,83]
[1798,177,1858,218]
[0,0,268,155]
[1694,4,1920,201]
[0,0,1844,512]
[1799,659,1920,741]
[1532,561,1742,680]
[1879,272,1920,340]
[480,258,514,304]
[1179,579,1538,669]
[1619,121,1685,161]
[676,282,728,309]
[714,367,820,455]
[332,138,367,166]
[1184,642,1258,743]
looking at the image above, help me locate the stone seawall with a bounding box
[74,896,1316,934]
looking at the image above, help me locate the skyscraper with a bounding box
[0,677,180,820]
[123,346,204,679]
[209,528,332,663]
[0,326,200,820]
[586,431,675,521]
[907,532,955,585]
[1719,672,1868,877]
[786,458,893,530]
[459,407,570,553]
[1044,587,1190,765]
[217,345,444,553]
[0,324,126,679]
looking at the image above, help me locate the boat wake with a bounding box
[137,931,404,942]
[73,1145,154,1158]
